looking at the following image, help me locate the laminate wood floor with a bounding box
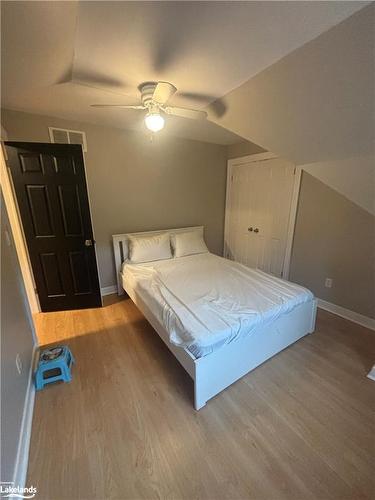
[29,297,375,500]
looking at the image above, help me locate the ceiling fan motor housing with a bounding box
[139,82,158,108]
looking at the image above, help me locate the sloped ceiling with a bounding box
[1,0,369,145]
[209,3,375,163]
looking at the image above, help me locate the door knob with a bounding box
[248,227,253,232]
[84,239,93,247]
[254,228,259,233]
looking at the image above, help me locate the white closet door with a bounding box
[225,158,295,278]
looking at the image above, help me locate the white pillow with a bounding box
[128,233,172,263]
[173,231,209,258]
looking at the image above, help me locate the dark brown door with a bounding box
[5,142,102,312]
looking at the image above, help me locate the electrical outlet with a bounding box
[325,278,333,288]
[16,354,23,375]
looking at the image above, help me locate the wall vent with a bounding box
[48,127,87,152]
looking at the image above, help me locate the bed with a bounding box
[113,226,317,410]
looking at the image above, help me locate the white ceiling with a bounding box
[1,1,368,145]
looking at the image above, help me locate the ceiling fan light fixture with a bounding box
[91,81,207,127]
[145,112,165,132]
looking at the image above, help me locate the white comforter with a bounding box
[122,253,314,357]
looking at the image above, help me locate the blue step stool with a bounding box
[35,346,75,391]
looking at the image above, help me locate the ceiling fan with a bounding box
[91,81,208,132]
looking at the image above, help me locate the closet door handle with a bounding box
[254,228,259,233]
[248,227,253,232]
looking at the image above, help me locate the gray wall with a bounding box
[302,155,375,216]
[2,109,227,288]
[290,172,375,319]
[1,192,36,482]
[227,140,266,159]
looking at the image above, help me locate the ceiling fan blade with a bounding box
[90,104,145,109]
[164,106,207,120]
[152,82,177,105]
[178,92,216,104]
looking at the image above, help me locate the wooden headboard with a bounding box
[112,226,204,295]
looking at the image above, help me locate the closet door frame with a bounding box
[224,152,302,280]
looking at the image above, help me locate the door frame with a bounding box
[1,143,40,313]
[224,152,302,280]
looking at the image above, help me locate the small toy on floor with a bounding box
[35,345,75,390]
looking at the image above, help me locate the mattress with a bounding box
[122,253,314,358]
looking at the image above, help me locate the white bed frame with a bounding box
[113,226,317,410]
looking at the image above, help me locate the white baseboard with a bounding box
[317,298,375,331]
[101,285,117,296]
[12,346,38,490]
